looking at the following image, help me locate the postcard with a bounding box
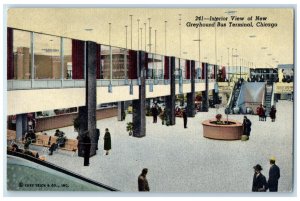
[5,6,294,194]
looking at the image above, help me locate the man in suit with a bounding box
[138,168,150,191]
[252,164,268,192]
[182,109,188,129]
[268,156,280,192]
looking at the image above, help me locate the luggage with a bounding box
[241,135,249,141]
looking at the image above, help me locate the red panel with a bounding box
[96,44,101,79]
[186,60,191,79]
[128,50,137,79]
[7,28,14,80]
[164,56,169,79]
[72,39,85,79]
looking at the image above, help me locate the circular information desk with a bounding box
[202,119,243,140]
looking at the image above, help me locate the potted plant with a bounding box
[126,122,133,136]
[215,114,222,124]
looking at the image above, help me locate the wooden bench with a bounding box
[59,139,78,156]
[32,134,50,147]
[7,130,17,144]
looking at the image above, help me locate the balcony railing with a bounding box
[7,78,212,90]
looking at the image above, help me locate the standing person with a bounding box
[103,128,111,155]
[256,104,263,121]
[268,156,280,192]
[151,105,158,123]
[262,106,267,121]
[138,168,150,192]
[83,133,91,166]
[95,128,100,150]
[269,105,277,122]
[242,116,252,139]
[182,109,188,129]
[252,164,268,192]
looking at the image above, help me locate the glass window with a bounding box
[34,33,61,79]
[63,38,72,79]
[101,46,127,79]
[175,58,180,79]
[13,30,31,79]
[180,59,186,79]
[195,61,201,79]
[154,54,164,79]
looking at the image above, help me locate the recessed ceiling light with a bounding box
[84,28,93,31]
[267,54,272,56]
[261,47,268,50]
[249,35,256,38]
[182,52,188,54]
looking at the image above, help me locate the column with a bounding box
[187,60,196,117]
[117,101,125,121]
[77,41,97,157]
[202,62,209,112]
[213,64,219,105]
[165,56,176,125]
[16,114,27,141]
[133,51,146,137]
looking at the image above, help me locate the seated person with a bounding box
[25,130,36,143]
[11,144,22,153]
[49,143,58,155]
[24,150,39,158]
[54,129,63,137]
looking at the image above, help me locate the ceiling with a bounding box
[7,7,294,68]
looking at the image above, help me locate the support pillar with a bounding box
[202,62,209,112]
[117,101,125,121]
[166,56,176,125]
[133,51,146,137]
[77,41,97,157]
[187,60,196,117]
[16,114,27,141]
[213,65,219,105]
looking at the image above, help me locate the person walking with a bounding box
[83,132,91,166]
[151,105,158,123]
[138,168,150,191]
[269,105,277,122]
[256,104,264,121]
[268,156,280,192]
[252,164,268,192]
[103,128,111,155]
[242,116,252,139]
[182,109,188,129]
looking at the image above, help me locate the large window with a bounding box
[100,46,127,79]
[180,59,186,79]
[34,33,61,79]
[195,61,202,79]
[63,38,72,79]
[13,30,31,79]
[147,54,164,79]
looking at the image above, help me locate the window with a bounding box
[13,30,31,79]
[34,33,61,79]
[63,38,72,79]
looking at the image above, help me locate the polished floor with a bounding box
[33,100,293,193]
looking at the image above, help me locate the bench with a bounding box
[60,139,78,156]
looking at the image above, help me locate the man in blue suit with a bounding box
[268,156,280,192]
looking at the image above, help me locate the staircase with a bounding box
[264,82,274,116]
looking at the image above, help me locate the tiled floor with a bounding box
[32,100,293,193]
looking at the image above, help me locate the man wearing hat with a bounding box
[268,156,280,192]
[252,164,268,192]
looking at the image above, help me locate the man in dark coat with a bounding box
[151,105,158,123]
[138,168,150,191]
[268,156,280,192]
[252,164,268,192]
[104,128,111,155]
[269,106,277,122]
[83,133,91,166]
[182,109,188,128]
[95,129,100,150]
[243,116,252,137]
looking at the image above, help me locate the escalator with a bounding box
[225,81,242,114]
[264,81,274,116]
[6,151,119,191]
